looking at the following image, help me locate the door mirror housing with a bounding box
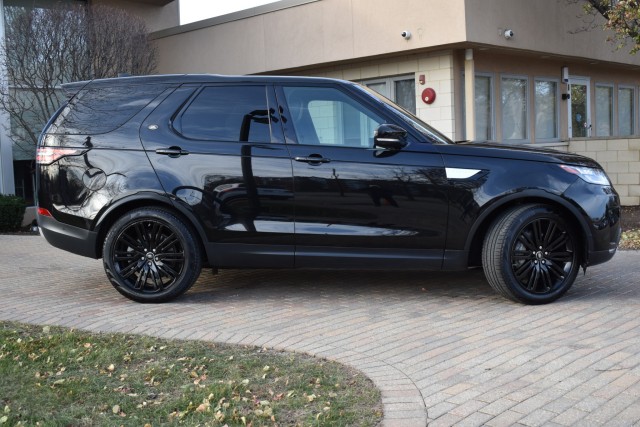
[374,124,408,150]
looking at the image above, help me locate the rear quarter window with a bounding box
[53,84,167,135]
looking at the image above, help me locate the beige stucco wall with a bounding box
[96,0,179,32]
[152,0,468,75]
[464,0,638,64]
[569,138,640,206]
[153,0,640,76]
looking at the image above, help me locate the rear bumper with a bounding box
[38,214,99,259]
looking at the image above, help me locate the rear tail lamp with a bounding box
[37,207,52,217]
[36,147,84,165]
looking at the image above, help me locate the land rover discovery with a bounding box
[36,74,621,304]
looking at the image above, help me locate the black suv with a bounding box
[36,75,621,304]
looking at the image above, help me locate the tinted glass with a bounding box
[475,76,492,140]
[501,77,528,141]
[56,84,165,135]
[595,85,613,137]
[283,86,383,148]
[179,86,271,142]
[394,79,416,114]
[535,80,558,140]
[618,87,634,136]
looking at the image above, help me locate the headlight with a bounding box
[559,164,611,185]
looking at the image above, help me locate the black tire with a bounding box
[103,208,202,303]
[482,204,580,304]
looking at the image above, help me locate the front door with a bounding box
[276,84,448,269]
[568,77,591,138]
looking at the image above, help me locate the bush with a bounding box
[0,195,26,232]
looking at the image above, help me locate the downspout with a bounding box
[464,48,476,141]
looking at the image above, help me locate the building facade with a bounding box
[0,0,179,202]
[151,0,640,205]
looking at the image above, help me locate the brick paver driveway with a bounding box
[1,235,639,426]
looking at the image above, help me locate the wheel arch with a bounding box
[465,191,592,267]
[93,193,208,259]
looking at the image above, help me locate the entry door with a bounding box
[568,78,591,138]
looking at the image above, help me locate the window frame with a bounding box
[533,77,560,142]
[359,74,417,114]
[461,72,496,142]
[617,84,636,137]
[500,74,530,143]
[173,84,275,143]
[594,82,615,137]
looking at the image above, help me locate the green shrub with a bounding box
[0,194,26,232]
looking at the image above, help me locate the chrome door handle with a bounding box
[155,147,189,157]
[294,156,331,164]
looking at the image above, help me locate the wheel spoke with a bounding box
[547,260,566,280]
[134,223,149,248]
[512,250,532,261]
[156,234,179,253]
[542,222,557,248]
[527,266,540,291]
[540,268,553,292]
[156,251,184,262]
[517,233,537,251]
[119,260,141,278]
[548,250,573,263]
[514,260,533,280]
[532,220,544,247]
[120,233,144,253]
[156,262,178,280]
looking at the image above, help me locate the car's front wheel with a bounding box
[103,208,202,303]
[482,204,580,304]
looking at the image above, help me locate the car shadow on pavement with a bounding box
[179,267,501,305]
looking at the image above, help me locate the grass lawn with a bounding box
[0,322,382,426]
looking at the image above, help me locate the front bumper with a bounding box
[563,180,621,267]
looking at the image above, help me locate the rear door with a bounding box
[140,83,295,268]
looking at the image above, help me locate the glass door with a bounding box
[568,78,591,138]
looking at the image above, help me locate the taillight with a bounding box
[37,207,52,217]
[36,147,83,165]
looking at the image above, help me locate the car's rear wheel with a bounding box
[103,208,202,303]
[482,204,580,304]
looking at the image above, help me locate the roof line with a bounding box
[150,0,321,40]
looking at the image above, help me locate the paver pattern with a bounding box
[1,235,639,426]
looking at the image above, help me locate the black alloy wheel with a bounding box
[483,204,580,304]
[103,208,202,302]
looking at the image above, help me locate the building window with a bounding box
[462,74,494,141]
[534,79,559,140]
[501,76,528,141]
[361,75,416,114]
[475,75,494,141]
[618,86,634,136]
[595,84,613,137]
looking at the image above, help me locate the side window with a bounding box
[282,86,383,148]
[178,86,271,142]
[55,84,166,135]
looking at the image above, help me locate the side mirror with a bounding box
[374,124,408,150]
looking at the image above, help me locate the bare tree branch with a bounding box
[568,0,640,53]
[0,3,157,159]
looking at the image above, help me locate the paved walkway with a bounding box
[1,235,639,426]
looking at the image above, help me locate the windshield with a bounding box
[354,83,452,144]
